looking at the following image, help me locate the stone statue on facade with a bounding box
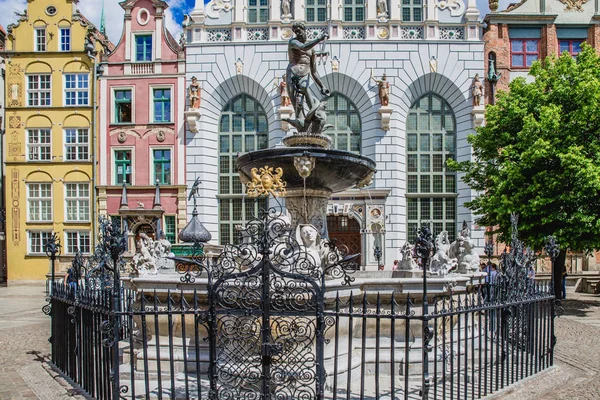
[188,76,201,110]
[449,222,480,273]
[472,74,483,107]
[429,56,438,73]
[279,74,291,107]
[371,72,390,106]
[377,0,389,17]
[430,231,458,275]
[281,0,292,18]
[283,22,330,134]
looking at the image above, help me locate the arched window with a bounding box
[325,93,361,153]
[218,94,269,244]
[406,93,456,242]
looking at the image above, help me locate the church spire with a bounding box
[100,0,106,36]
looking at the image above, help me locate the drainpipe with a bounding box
[87,43,100,247]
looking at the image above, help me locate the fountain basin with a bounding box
[236,147,376,197]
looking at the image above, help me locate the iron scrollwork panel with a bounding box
[211,262,323,399]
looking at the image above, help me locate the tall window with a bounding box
[135,35,152,62]
[559,39,583,57]
[306,0,327,22]
[511,39,539,67]
[406,93,456,242]
[344,0,365,22]
[248,0,269,23]
[153,88,171,122]
[402,0,422,22]
[64,74,89,106]
[153,149,171,185]
[164,215,177,243]
[35,28,46,52]
[114,90,132,123]
[326,93,361,153]
[60,28,71,51]
[65,183,90,222]
[219,94,269,244]
[27,129,51,161]
[66,231,91,254]
[28,75,51,106]
[29,231,53,254]
[114,150,132,184]
[28,183,52,222]
[65,128,90,161]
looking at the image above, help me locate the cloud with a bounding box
[0,0,28,32]
[77,0,125,44]
[0,0,191,45]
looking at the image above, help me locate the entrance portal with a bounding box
[327,215,362,265]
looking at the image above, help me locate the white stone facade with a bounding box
[183,0,485,268]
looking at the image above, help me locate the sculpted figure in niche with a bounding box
[281,0,291,16]
[188,76,201,109]
[284,22,330,131]
[377,0,388,16]
[472,74,483,107]
[371,73,390,106]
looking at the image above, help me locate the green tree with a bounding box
[451,45,600,260]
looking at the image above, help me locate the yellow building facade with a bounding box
[3,0,112,282]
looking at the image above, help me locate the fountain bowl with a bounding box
[236,147,377,196]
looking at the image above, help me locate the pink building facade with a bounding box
[97,0,187,245]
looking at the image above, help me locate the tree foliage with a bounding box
[450,45,600,251]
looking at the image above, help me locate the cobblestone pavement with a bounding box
[1,285,599,399]
[0,284,87,400]
[488,290,600,400]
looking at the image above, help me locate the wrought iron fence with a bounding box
[45,212,559,400]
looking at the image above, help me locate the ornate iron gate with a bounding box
[177,210,346,399]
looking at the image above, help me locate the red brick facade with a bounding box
[484,18,600,105]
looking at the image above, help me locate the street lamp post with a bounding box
[45,233,62,295]
[415,225,433,399]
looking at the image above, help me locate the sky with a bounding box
[0,0,516,45]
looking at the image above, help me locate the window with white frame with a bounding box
[114,149,133,184]
[153,149,171,185]
[248,0,269,24]
[64,74,89,106]
[65,128,90,161]
[402,0,422,22]
[135,35,152,61]
[35,28,47,51]
[27,129,51,161]
[28,183,52,222]
[306,0,327,22]
[406,93,457,243]
[114,89,133,123]
[65,183,90,222]
[344,0,365,22]
[27,75,51,106]
[66,231,91,254]
[152,88,171,122]
[60,28,71,51]
[28,231,53,254]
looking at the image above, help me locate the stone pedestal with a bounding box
[378,105,393,131]
[471,105,485,128]
[184,109,201,133]
[278,105,294,131]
